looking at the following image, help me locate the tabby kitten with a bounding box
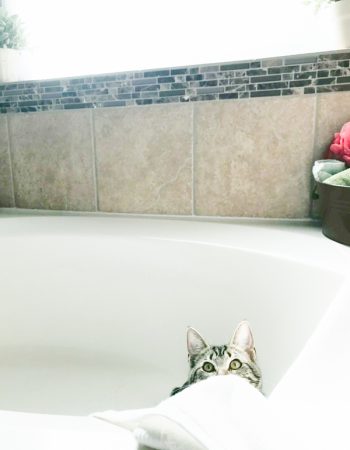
[171,321,262,396]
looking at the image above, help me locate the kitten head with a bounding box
[186,321,262,391]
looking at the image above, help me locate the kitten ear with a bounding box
[230,321,257,361]
[187,327,209,356]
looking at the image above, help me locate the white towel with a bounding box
[93,375,275,450]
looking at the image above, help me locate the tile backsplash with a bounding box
[0,50,350,113]
[1,50,350,218]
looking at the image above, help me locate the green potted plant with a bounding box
[0,6,25,82]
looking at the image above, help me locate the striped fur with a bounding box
[170,321,262,396]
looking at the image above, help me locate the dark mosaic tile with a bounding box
[171,82,187,89]
[22,99,52,106]
[101,100,126,107]
[225,85,246,92]
[135,84,160,92]
[204,73,219,81]
[239,92,249,99]
[338,60,350,68]
[261,57,283,67]
[199,80,218,87]
[158,76,175,83]
[330,68,348,76]
[144,69,169,78]
[20,106,38,112]
[250,90,281,97]
[304,87,316,94]
[247,84,257,91]
[171,68,188,75]
[154,97,180,103]
[250,61,261,68]
[316,86,336,93]
[62,91,77,97]
[316,61,337,70]
[141,91,159,98]
[285,55,317,65]
[337,76,350,83]
[39,80,61,87]
[64,103,94,109]
[68,78,85,85]
[246,69,267,76]
[136,99,153,105]
[92,75,117,82]
[294,71,316,79]
[44,86,64,93]
[132,78,157,86]
[41,92,62,99]
[59,97,82,104]
[118,86,133,94]
[159,89,185,97]
[315,77,335,85]
[319,52,350,61]
[186,74,203,81]
[268,65,300,74]
[230,77,249,84]
[289,80,312,87]
[116,93,132,100]
[332,83,350,92]
[257,82,288,90]
[219,93,238,99]
[189,68,199,75]
[174,75,186,83]
[199,65,219,73]
[317,70,329,78]
[220,62,250,71]
[250,74,281,83]
[282,89,294,95]
[190,94,218,101]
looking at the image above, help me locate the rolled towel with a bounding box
[312,159,346,183]
[323,167,350,186]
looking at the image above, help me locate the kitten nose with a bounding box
[218,369,228,376]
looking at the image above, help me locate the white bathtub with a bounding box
[0,212,348,419]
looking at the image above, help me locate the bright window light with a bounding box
[5,0,342,80]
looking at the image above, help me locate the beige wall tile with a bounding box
[0,116,14,207]
[94,104,192,214]
[314,91,350,160]
[194,96,315,218]
[8,110,96,211]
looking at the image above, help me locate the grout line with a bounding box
[90,109,99,212]
[5,115,16,207]
[309,93,319,218]
[191,103,195,216]
[0,207,318,224]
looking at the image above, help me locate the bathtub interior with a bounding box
[0,216,345,415]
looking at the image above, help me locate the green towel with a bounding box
[323,168,350,186]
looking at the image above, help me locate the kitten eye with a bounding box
[229,359,242,370]
[202,362,215,373]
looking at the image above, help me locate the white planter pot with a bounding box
[0,48,22,83]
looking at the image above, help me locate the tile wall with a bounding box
[1,50,350,218]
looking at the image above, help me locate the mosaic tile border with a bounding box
[1,50,350,113]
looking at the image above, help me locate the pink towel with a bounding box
[327,121,350,164]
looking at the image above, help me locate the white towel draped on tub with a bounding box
[93,375,274,450]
